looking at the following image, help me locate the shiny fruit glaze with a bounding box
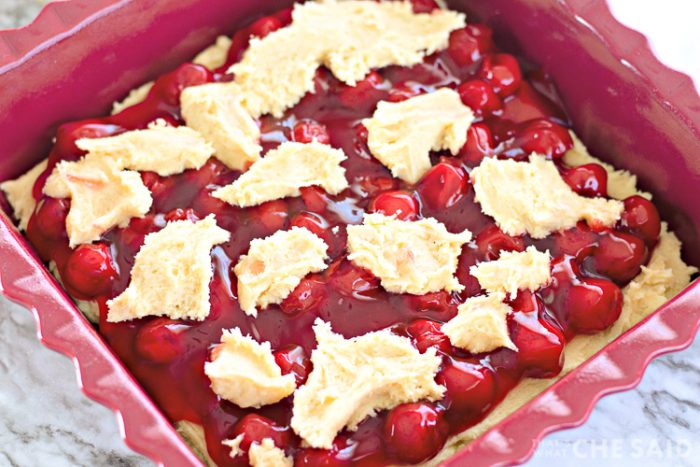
[20,4,662,466]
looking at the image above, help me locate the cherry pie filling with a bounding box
[21,4,662,466]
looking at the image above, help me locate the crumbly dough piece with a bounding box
[442,293,516,354]
[107,215,229,322]
[222,435,243,458]
[181,83,262,171]
[363,88,474,183]
[295,1,465,86]
[563,131,650,200]
[0,159,47,230]
[192,35,233,70]
[234,227,329,316]
[470,246,551,299]
[204,328,296,408]
[291,319,444,449]
[76,120,214,176]
[213,142,348,207]
[248,439,293,467]
[471,155,624,239]
[43,155,152,247]
[229,0,465,117]
[222,436,292,466]
[346,213,472,295]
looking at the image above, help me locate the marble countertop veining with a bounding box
[0,1,699,466]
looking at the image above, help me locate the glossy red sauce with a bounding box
[20,2,662,465]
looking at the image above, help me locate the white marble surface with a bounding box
[0,1,698,466]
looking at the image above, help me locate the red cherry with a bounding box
[590,231,646,283]
[300,186,328,212]
[406,319,451,354]
[384,402,449,464]
[417,163,468,210]
[293,119,331,144]
[290,211,329,240]
[552,222,597,260]
[31,166,53,201]
[185,158,230,188]
[295,436,356,466]
[546,255,582,286]
[63,243,118,297]
[253,200,288,232]
[280,275,326,315]
[226,29,253,66]
[566,277,622,333]
[153,63,214,106]
[516,119,573,159]
[164,208,199,223]
[457,80,502,116]
[228,414,292,454]
[135,318,186,363]
[409,0,439,13]
[504,291,537,316]
[368,190,418,221]
[562,163,608,197]
[509,311,565,378]
[273,7,294,27]
[31,197,70,240]
[620,195,661,245]
[387,82,424,102]
[248,15,283,39]
[352,122,374,161]
[459,123,494,165]
[53,120,123,159]
[118,215,159,254]
[352,175,398,197]
[192,190,229,218]
[447,25,494,67]
[330,261,381,299]
[436,362,496,413]
[338,71,386,110]
[406,291,456,315]
[274,345,312,386]
[456,247,483,298]
[474,225,525,261]
[141,171,167,197]
[479,53,522,97]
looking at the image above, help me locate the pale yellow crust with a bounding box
[111,81,154,115]
[0,159,47,230]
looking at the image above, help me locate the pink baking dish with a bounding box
[0,0,699,466]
